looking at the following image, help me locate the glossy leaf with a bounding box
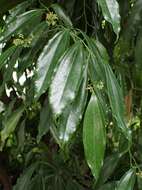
[6,1,31,24]
[58,70,88,144]
[83,93,106,179]
[96,0,120,36]
[51,4,73,27]
[0,10,43,43]
[35,30,70,99]
[116,169,136,190]
[0,106,24,148]
[49,42,85,115]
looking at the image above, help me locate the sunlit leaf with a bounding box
[35,30,70,99]
[50,42,85,115]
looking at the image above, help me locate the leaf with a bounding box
[83,93,106,180]
[98,182,116,190]
[95,153,121,188]
[14,163,38,190]
[4,46,22,82]
[49,42,85,115]
[0,106,24,149]
[35,30,70,99]
[116,169,136,190]
[0,46,17,70]
[137,176,142,190]
[37,99,53,143]
[51,4,73,27]
[6,1,31,24]
[18,22,48,74]
[17,120,25,152]
[96,0,120,36]
[58,70,88,144]
[0,10,44,43]
[88,38,131,141]
[104,64,131,141]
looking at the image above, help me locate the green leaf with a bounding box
[37,99,53,143]
[137,176,142,190]
[116,169,136,190]
[104,64,131,141]
[6,1,31,24]
[97,182,116,190]
[18,22,48,74]
[58,70,88,144]
[0,106,24,149]
[0,10,44,43]
[49,42,85,115]
[51,4,73,27]
[14,163,38,190]
[35,30,70,99]
[96,0,120,36]
[83,93,106,180]
[0,46,17,70]
[4,46,22,82]
[95,153,121,188]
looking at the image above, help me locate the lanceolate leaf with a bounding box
[0,46,17,70]
[35,30,70,99]
[83,93,106,180]
[0,10,44,43]
[88,38,131,141]
[116,169,136,190]
[1,106,24,148]
[104,64,131,141]
[49,42,85,115]
[58,70,88,144]
[96,0,120,36]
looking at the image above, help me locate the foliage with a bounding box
[0,0,142,189]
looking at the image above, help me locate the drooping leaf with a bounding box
[18,22,48,74]
[51,4,73,27]
[0,9,44,43]
[116,169,136,190]
[35,30,70,99]
[96,0,120,36]
[0,106,24,149]
[104,64,131,141]
[37,99,54,143]
[49,42,85,115]
[0,46,17,70]
[4,46,22,83]
[58,70,88,144]
[83,93,106,180]
[6,1,31,24]
[17,119,25,152]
